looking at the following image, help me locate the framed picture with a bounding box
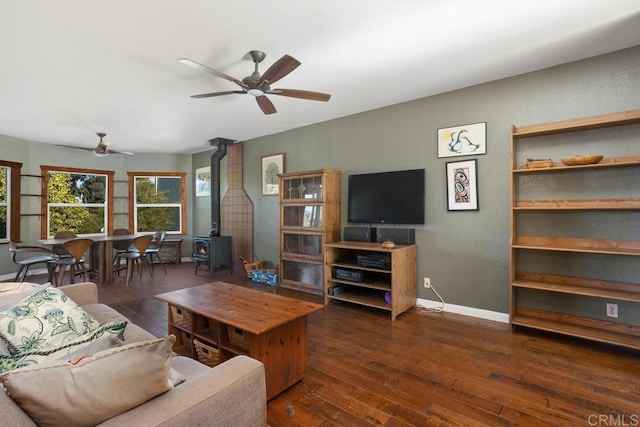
[195,166,211,197]
[446,159,479,211]
[437,122,487,158]
[261,153,285,196]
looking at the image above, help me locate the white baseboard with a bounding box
[417,297,509,324]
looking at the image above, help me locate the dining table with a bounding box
[38,233,143,285]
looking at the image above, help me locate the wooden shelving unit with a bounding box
[510,108,640,350]
[324,241,417,320]
[278,168,341,295]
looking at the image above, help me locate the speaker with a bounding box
[343,226,377,242]
[376,228,415,245]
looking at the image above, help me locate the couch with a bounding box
[0,282,267,426]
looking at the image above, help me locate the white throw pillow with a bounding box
[0,334,176,427]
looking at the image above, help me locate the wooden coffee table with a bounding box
[155,282,323,399]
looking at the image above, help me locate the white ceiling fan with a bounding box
[57,132,134,157]
[179,50,331,115]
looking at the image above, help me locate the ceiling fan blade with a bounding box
[259,55,300,85]
[256,95,277,115]
[269,88,331,102]
[178,58,248,89]
[56,144,95,152]
[191,90,246,99]
[106,149,134,155]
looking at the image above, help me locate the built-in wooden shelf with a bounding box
[514,199,640,210]
[510,108,640,350]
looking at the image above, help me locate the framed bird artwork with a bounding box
[437,122,487,158]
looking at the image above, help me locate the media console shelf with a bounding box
[324,241,416,320]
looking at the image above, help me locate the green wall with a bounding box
[3,45,638,316]
[194,45,640,313]
[0,134,193,277]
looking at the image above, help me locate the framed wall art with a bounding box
[437,122,486,158]
[261,153,285,196]
[195,166,211,197]
[446,159,479,211]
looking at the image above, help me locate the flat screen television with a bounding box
[347,168,425,224]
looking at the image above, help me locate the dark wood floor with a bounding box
[29,262,640,426]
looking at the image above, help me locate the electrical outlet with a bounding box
[606,303,618,318]
[423,277,431,288]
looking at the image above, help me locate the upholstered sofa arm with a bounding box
[100,355,267,427]
[57,282,99,306]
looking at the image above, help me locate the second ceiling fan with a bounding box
[179,50,331,115]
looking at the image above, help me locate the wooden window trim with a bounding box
[0,160,23,242]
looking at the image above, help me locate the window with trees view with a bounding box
[128,172,185,234]
[41,166,114,237]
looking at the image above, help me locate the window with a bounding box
[0,160,22,243]
[128,172,186,234]
[41,166,115,237]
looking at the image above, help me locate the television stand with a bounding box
[323,241,417,320]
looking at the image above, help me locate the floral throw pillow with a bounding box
[0,287,99,355]
[0,320,127,373]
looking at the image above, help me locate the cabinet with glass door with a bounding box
[279,169,341,295]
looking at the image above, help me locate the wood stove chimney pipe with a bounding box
[208,137,234,237]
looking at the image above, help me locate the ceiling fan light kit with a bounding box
[180,50,331,115]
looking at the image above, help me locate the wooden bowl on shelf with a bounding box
[560,154,603,166]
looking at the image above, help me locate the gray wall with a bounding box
[194,45,640,313]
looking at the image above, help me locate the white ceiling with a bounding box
[1,1,639,155]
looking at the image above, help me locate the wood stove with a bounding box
[192,235,233,277]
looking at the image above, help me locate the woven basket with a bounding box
[226,325,250,351]
[194,339,219,367]
[170,306,193,331]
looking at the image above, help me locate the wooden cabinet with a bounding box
[279,169,341,294]
[324,241,416,320]
[510,108,640,350]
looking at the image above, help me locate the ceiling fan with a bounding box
[57,133,133,157]
[179,50,331,115]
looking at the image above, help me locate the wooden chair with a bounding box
[114,234,153,286]
[111,228,132,274]
[50,238,94,286]
[51,230,77,258]
[144,231,167,274]
[8,241,59,283]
